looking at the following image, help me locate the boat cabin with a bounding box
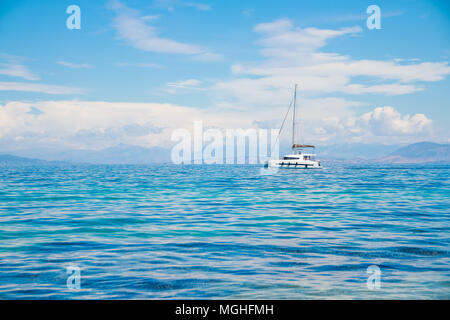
[283,153,316,161]
[283,144,317,161]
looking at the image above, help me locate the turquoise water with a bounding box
[0,163,449,299]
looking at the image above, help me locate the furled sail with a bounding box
[292,144,315,149]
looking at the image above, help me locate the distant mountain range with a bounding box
[54,144,171,164]
[0,154,66,166]
[375,142,450,164]
[1,144,171,165]
[317,143,400,160]
[0,141,448,165]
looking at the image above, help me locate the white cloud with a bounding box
[0,56,88,95]
[254,19,362,54]
[209,18,446,144]
[184,2,211,11]
[192,52,223,62]
[316,106,433,143]
[167,79,201,88]
[0,56,39,80]
[342,83,421,95]
[0,100,252,150]
[234,60,450,83]
[308,10,404,24]
[116,62,163,68]
[215,18,450,103]
[57,61,94,69]
[108,0,220,60]
[0,56,86,95]
[0,18,445,150]
[0,82,85,95]
[164,79,203,93]
[154,0,211,11]
[0,99,436,151]
[357,106,433,136]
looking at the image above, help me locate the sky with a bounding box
[0,0,449,154]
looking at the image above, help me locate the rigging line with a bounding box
[270,96,294,156]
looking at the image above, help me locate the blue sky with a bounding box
[0,0,449,152]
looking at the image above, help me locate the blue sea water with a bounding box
[0,163,449,299]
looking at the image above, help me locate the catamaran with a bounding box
[265,84,322,169]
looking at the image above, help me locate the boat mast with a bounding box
[292,84,297,149]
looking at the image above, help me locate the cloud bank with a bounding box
[215,18,450,105]
[0,100,436,152]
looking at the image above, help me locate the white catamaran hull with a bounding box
[266,159,322,169]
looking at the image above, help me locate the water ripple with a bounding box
[0,163,449,299]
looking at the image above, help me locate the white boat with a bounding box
[266,144,322,169]
[265,84,322,169]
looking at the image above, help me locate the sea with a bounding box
[0,163,449,299]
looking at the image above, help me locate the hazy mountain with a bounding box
[1,144,171,164]
[80,144,171,164]
[389,141,450,158]
[1,142,448,165]
[316,143,401,160]
[376,142,450,163]
[0,154,65,166]
[52,144,171,164]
